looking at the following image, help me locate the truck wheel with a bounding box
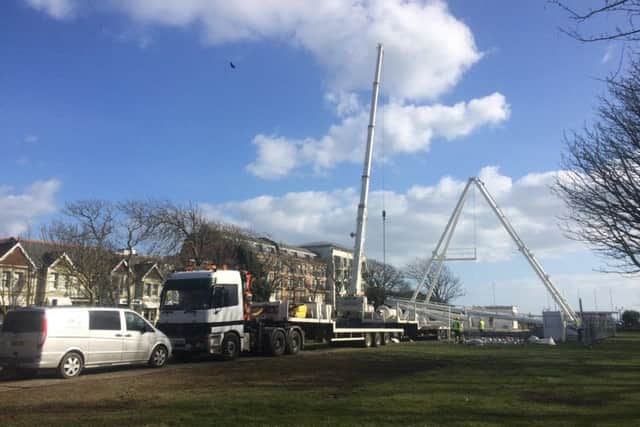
[382,333,391,345]
[286,328,303,355]
[221,333,240,361]
[363,333,373,348]
[268,329,286,357]
[372,332,382,347]
[58,351,83,379]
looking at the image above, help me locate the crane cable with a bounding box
[380,88,387,271]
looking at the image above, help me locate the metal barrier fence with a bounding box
[580,312,617,345]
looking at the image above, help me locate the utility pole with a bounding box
[609,288,613,312]
[382,209,387,268]
[491,281,496,306]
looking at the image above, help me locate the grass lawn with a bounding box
[2,332,639,426]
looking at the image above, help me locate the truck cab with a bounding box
[157,270,244,359]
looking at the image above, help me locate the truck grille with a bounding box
[156,323,210,338]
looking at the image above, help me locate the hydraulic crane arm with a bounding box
[471,177,577,323]
[413,177,577,323]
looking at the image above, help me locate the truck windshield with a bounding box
[160,278,213,311]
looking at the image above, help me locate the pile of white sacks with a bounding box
[463,336,557,346]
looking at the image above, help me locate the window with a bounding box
[125,312,147,332]
[13,272,24,290]
[119,279,128,296]
[89,311,121,330]
[211,285,238,308]
[160,277,212,311]
[145,283,152,297]
[153,284,159,296]
[51,273,59,290]
[2,271,11,289]
[2,311,44,333]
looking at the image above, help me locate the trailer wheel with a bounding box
[221,333,240,361]
[268,329,286,357]
[286,328,303,355]
[372,332,382,347]
[382,333,391,345]
[363,333,373,348]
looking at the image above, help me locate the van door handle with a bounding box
[124,334,132,337]
[115,333,123,337]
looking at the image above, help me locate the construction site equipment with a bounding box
[156,45,420,360]
[410,177,577,324]
[156,268,417,359]
[350,43,383,298]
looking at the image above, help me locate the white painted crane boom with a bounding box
[412,177,577,323]
[350,43,384,297]
[410,178,474,301]
[471,178,577,323]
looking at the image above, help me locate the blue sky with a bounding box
[1,0,637,313]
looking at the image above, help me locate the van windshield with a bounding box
[160,278,212,311]
[2,311,44,333]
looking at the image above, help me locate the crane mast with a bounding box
[349,43,384,297]
[412,177,577,323]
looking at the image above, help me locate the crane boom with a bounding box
[413,177,577,323]
[410,179,474,301]
[350,43,384,296]
[471,178,577,322]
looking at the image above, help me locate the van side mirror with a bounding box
[144,325,155,333]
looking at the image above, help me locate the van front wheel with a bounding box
[149,345,168,368]
[59,351,83,379]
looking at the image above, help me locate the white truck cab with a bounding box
[157,270,245,359]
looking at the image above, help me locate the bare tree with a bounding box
[146,201,211,264]
[147,201,251,267]
[555,59,640,273]
[552,0,640,42]
[116,200,161,307]
[362,260,407,308]
[42,200,117,305]
[404,258,465,304]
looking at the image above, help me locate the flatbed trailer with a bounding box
[157,269,419,360]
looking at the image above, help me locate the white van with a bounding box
[0,307,172,378]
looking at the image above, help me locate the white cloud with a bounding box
[0,180,61,236]
[248,93,510,179]
[24,0,76,19]
[27,0,481,101]
[204,166,578,265]
[202,167,640,312]
[26,0,508,179]
[246,135,300,179]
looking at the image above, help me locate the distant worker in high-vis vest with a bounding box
[479,319,486,333]
[452,319,463,343]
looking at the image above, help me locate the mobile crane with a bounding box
[156,44,419,360]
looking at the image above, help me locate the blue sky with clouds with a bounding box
[1,0,637,313]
